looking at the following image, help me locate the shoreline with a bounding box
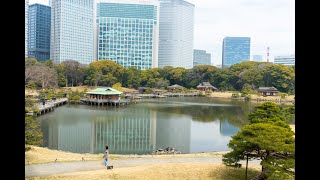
[25,145,230,165]
[207,92,295,104]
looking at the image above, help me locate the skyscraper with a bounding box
[28,4,51,61]
[222,37,250,68]
[96,0,159,70]
[252,55,263,62]
[158,0,194,69]
[193,49,211,66]
[25,0,29,57]
[50,0,94,64]
[274,55,295,66]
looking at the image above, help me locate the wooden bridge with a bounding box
[80,98,130,106]
[35,98,68,115]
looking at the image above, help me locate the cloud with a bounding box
[28,0,294,65]
[189,0,294,65]
[29,0,49,5]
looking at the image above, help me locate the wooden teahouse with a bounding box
[82,87,129,106]
[257,87,279,96]
[197,82,218,92]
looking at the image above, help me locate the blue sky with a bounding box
[29,0,295,65]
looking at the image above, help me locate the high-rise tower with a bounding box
[96,0,159,70]
[158,0,195,69]
[50,0,94,64]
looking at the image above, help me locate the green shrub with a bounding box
[278,92,288,99]
[47,93,55,100]
[232,93,240,98]
[145,88,153,94]
[25,116,43,150]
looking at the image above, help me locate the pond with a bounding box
[38,97,256,154]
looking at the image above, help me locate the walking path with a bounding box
[25,157,261,177]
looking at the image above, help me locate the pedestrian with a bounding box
[103,145,109,167]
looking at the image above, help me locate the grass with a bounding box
[25,163,260,180]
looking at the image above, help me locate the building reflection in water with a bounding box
[93,109,157,154]
[41,106,159,154]
[40,103,236,154]
[156,112,191,153]
[219,120,240,136]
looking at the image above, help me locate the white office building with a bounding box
[50,0,95,64]
[274,55,295,66]
[158,0,195,69]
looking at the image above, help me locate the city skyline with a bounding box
[29,0,295,66]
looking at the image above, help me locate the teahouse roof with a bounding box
[167,84,184,89]
[197,82,218,90]
[258,87,279,92]
[85,87,122,95]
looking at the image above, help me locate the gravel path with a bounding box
[25,157,261,177]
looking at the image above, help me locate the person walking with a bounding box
[103,145,109,167]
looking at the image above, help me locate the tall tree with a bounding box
[223,102,295,179]
[123,66,142,88]
[262,64,295,92]
[26,64,58,89]
[223,123,295,179]
[87,60,125,86]
[62,60,83,87]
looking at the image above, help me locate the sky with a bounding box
[29,0,295,65]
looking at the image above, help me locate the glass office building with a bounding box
[158,0,194,69]
[193,49,211,66]
[274,55,295,66]
[222,37,250,68]
[50,0,94,64]
[25,0,29,57]
[96,0,159,70]
[28,4,51,61]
